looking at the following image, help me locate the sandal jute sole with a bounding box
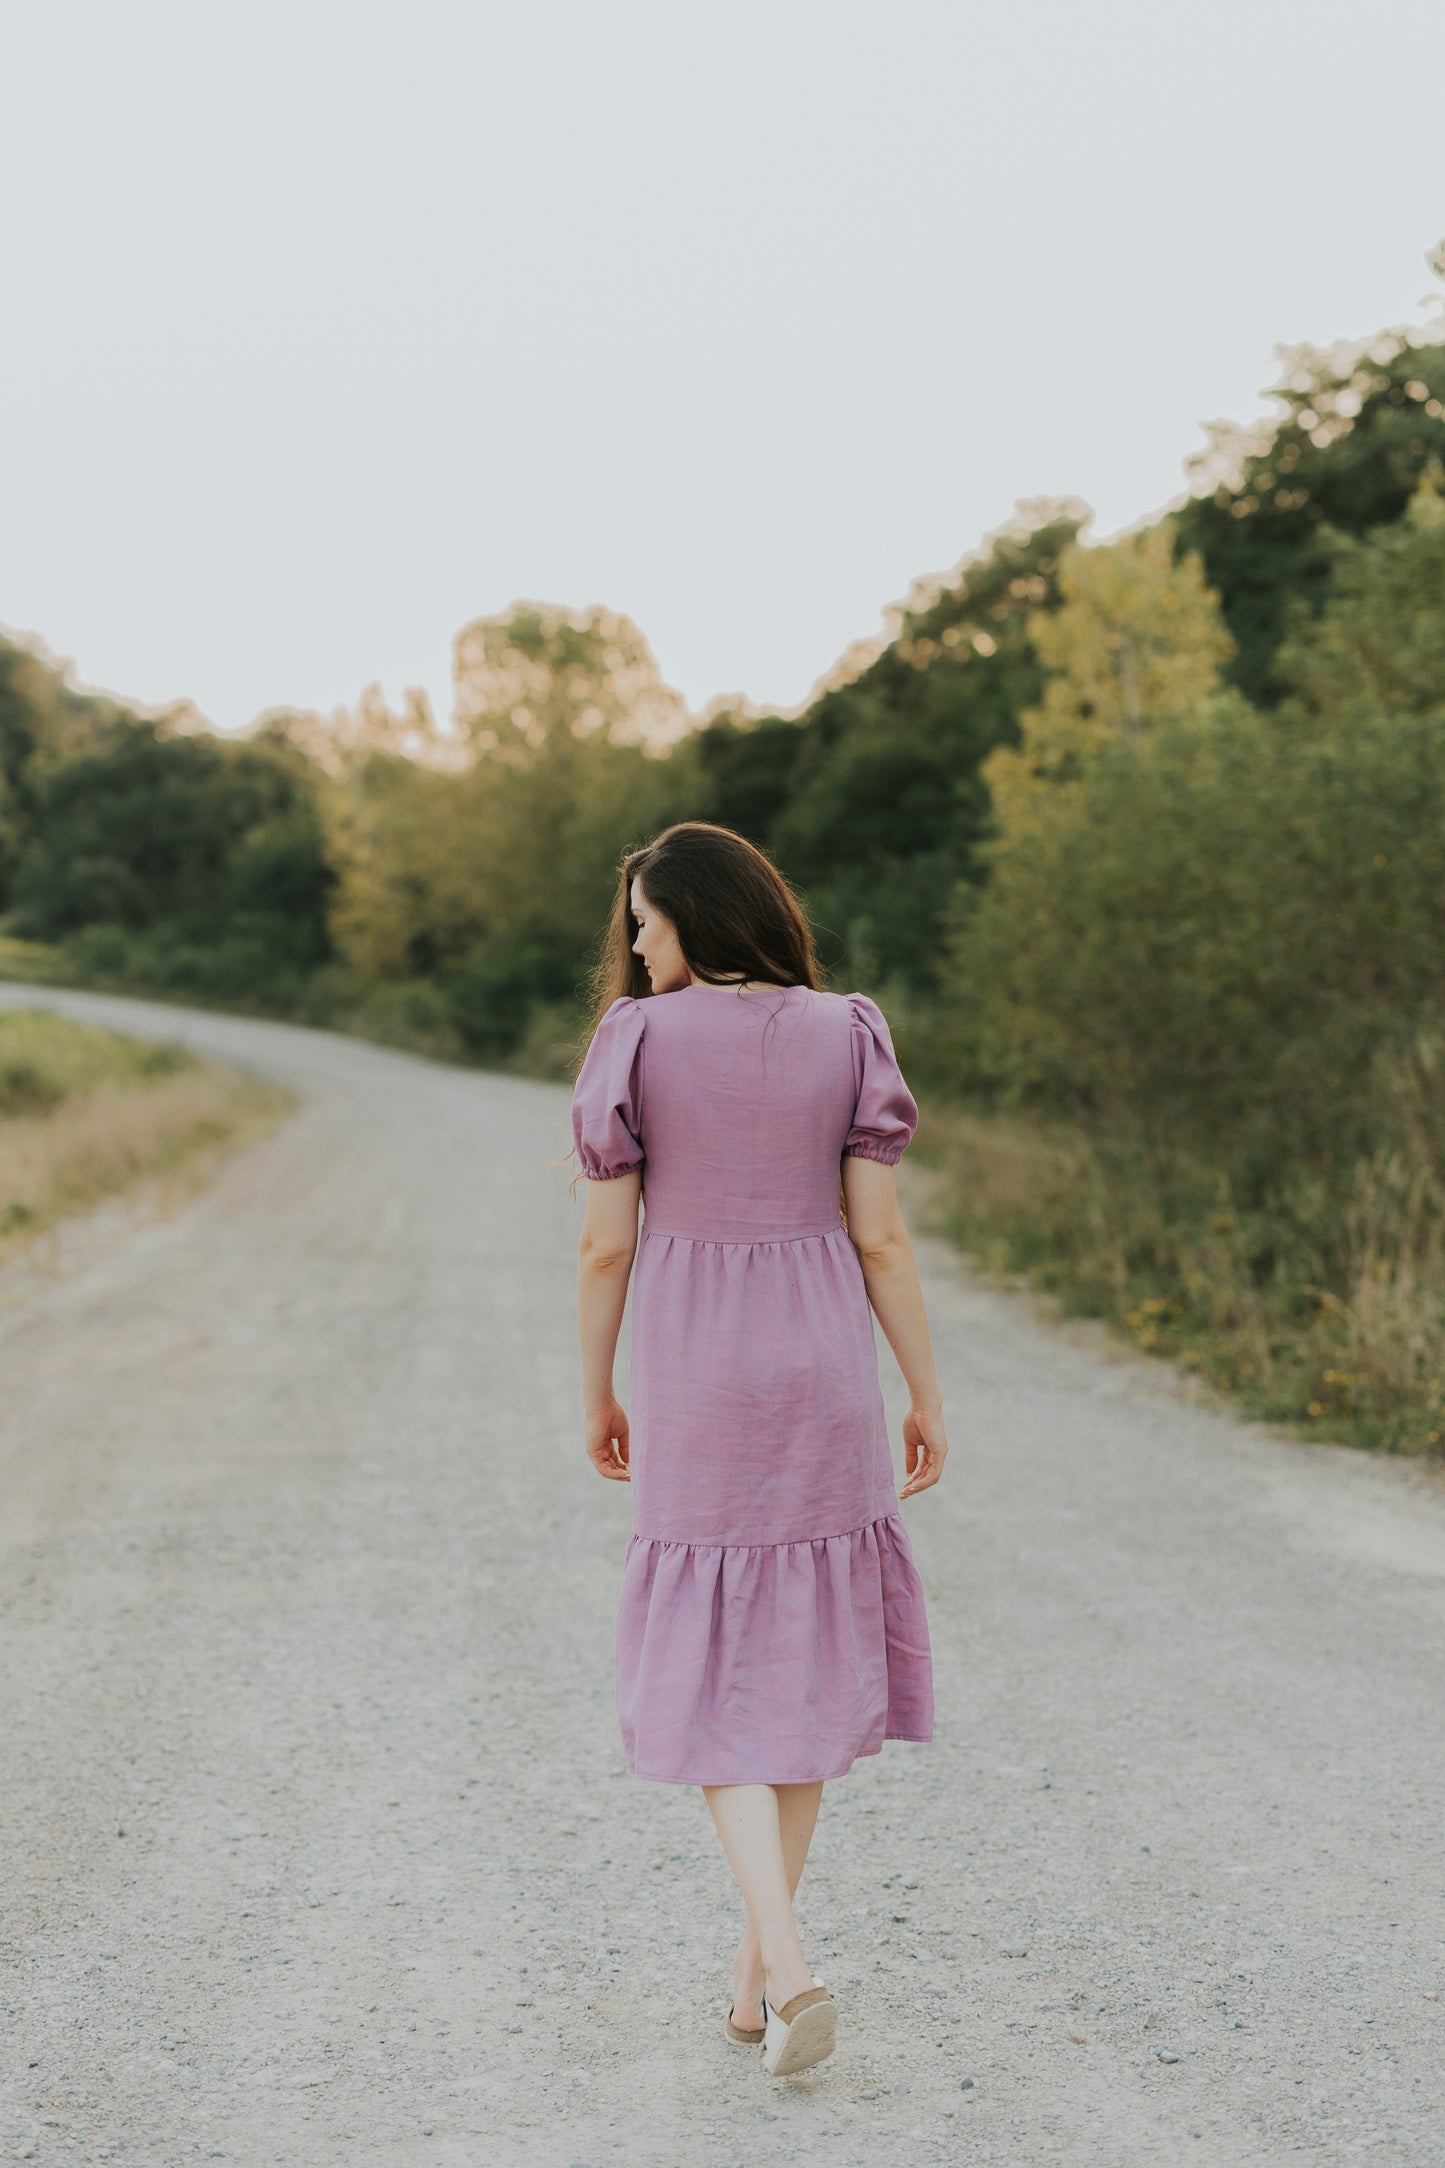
[724,2003,766,2045]
[761,1984,836,2077]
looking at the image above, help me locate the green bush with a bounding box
[11,719,333,970]
[341,977,460,1057]
[443,937,581,1058]
[938,478,1445,1453]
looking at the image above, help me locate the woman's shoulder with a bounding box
[589,993,647,1041]
[839,990,905,1070]
[598,993,645,1025]
[794,986,889,1017]
[600,984,867,1038]
[575,994,647,1082]
[834,988,895,1036]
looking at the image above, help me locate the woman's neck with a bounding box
[688,974,763,991]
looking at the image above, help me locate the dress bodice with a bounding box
[571,983,917,1244]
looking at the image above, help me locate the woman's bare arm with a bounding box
[841,1155,948,1497]
[577,1171,642,1481]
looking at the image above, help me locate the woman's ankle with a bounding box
[733,1935,763,1995]
[762,1952,815,2007]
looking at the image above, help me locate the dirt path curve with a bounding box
[1,984,1443,2168]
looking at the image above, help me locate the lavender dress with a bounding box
[570,983,934,1785]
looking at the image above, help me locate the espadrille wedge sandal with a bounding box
[724,2000,766,2046]
[760,1979,836,2077]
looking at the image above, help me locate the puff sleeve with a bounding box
[571,996,646,1179]
[843,992,918,1165]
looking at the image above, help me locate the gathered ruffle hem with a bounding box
[614,1510,934,1785]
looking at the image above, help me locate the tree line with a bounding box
[3,277,1444,1451]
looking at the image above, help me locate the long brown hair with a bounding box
[584,822,821,1035]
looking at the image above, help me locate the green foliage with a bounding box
[443,937,579,1058]
[1174,336,1445,704]
[695,509,1083,986]
[945,474,1445,1453]
[693,715,805,849]
[926,1099,1445,1457]
[982,525,1235,871]
[0,635,120,910]
[452,601,688,756]
[326,606,702,1053]
[11,719,334,985]
[1276,466,1445,722]
[954,690,1445,1170]
[956,479,1445,1125]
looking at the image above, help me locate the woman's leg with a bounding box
[704,1781,823,2022]
[731,1782,824,2023]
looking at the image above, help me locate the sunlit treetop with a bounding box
[1174,241,1445,704]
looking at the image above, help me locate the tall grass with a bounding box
[917,1066,1445,1459]
[0,1008,290,1251]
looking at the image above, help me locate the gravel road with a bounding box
[2,983,1443,2168]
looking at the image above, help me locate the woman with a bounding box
[571,821,947,2079]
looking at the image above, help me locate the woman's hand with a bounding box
[585,1396,631,1482]
[899,1402,947,1499]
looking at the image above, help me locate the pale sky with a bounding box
[6,0,1444,735]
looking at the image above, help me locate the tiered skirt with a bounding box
[614,1510,934,1785]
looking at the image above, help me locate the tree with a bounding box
[1174,273,1445,706]
[1275,467,1445,724]
[692,712,806,851]
[946,497,1445,1191]
[259,683,453,778]
[983,525,1233,839]
[325,602,701,1050]
[12,720,333,971]
[0,634,125,912]
[695,507,1085,989]
[452,602,688,757]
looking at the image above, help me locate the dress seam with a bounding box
[640,1223,846,1246]
[627,1508,905,1553]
